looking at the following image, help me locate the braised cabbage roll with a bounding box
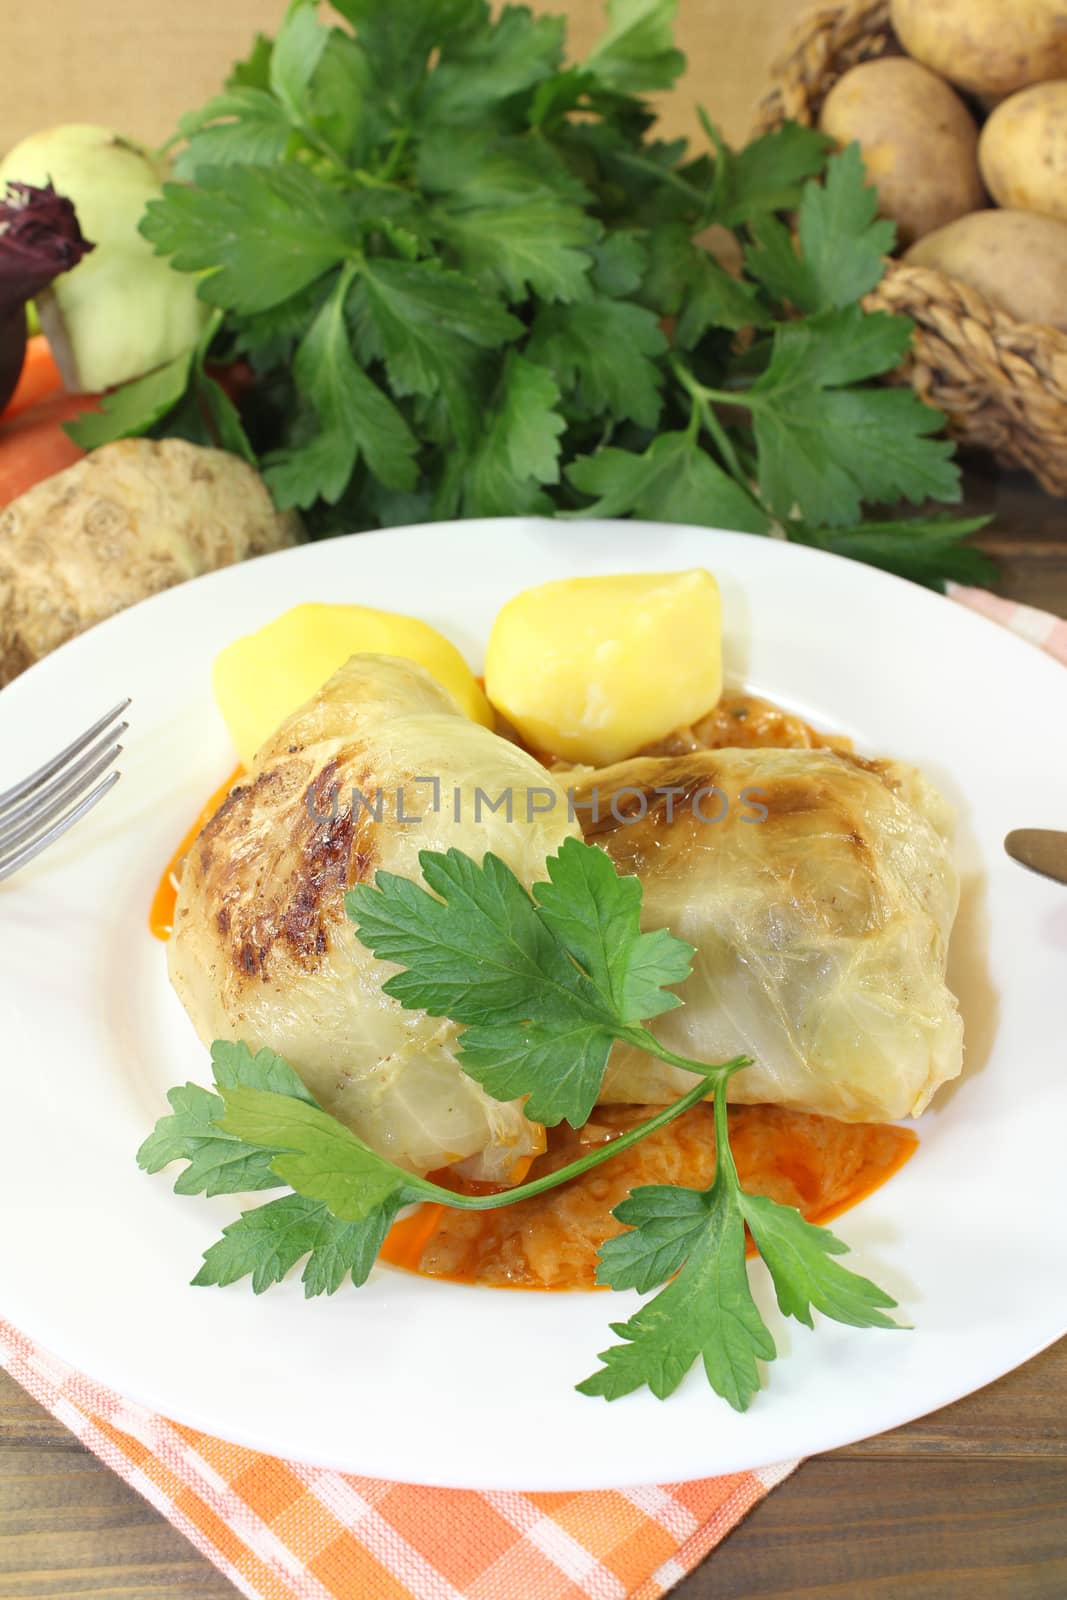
[575,747,962,1122]
[168,655,578,1181]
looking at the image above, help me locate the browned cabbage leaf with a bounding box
[575,747,963,1122]
[167,654,578,1181]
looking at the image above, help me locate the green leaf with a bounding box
[532,836,693,1022]
[64,349,193,450]
[455,1019,626,1125]
[461,352,565,516]
[270,1,330,124]
[528,65,599,130]
[797,142,896,307]
[567,432,771,533]
[264,268,418,507]
[350,258,521,444]
[192,1191,405,1294]
[579,1176,775,1409]
[302,28,380,166]
[349,842,636,1127]
[773,305,915,388]
[527,295,665,426]
[433,200,597,303]
[209,1040,319,1103]
[640,223,768,346]
[589,230,648,297]
[739,1190,901,1331]
[135,1042,322,1197]
[332,0,487,104]
[347,839,698,1126]
[348,848,594,1028]
[593,1184,709,1292]
[135,1081,282,1198]
[425,140,598,302]
[744,310,960,526]
[214,1085,425,1219]
[197,373,257,463]
[420,5,565,127]
[140,165,365,314]
[586,0,685,93]
[226,31,274,91]
[172,89,295,178]
[795,515,996,591]
[712,120,832,226]
[746,144,895,314]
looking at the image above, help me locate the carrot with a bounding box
[1,335,65,421]
[0,389,100,506]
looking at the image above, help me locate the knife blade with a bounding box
[1004,829,1067,885]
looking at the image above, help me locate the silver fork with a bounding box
[0,699,129,882]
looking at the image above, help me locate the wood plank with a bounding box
[833,1340,1067,1460]
[683,1457,1067,1599]
[0,1437,237,1598]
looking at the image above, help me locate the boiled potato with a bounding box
[485,570,722,766]
[214,604,493,765]
[819,59,984,245]
[905,209,1067,330]
[890,0,1067,98]
[979,81,1067,222]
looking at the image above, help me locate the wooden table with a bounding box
[1,468,1065,1598]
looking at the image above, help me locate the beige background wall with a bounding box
[2,0,810,157]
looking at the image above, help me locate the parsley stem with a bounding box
[417,1069,735,1212]
[623,1026,752,1090]
[611,151,708,208]
[377,127,411,183]
[670,358,762,514]
[710,1075,741,1192]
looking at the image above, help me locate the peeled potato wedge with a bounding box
[213,602,493,765]
[485,569,722,766]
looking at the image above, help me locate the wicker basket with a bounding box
[754,0,1067,497]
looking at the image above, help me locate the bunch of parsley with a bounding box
[142,839,900,1412]
[72,0,992,589]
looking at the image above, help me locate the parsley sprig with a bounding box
[69,0,992,590]
[142,839,900,1411]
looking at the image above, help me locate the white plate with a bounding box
[1,518,1065,1490]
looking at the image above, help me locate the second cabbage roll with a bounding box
[574,746,962,1122]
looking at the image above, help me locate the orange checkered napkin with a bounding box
[2,586,1063,1600]
[0,1316,794,1600]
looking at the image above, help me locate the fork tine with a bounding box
[0,740,123,856]
[0,699,131,816]
[0,723,128,848]
[0,771,121,882]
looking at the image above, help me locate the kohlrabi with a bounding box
[0,125,205,393]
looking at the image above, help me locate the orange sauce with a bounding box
[381,1107,917,1289]
[149,766,244,940]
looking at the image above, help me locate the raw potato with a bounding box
[819,58,985,246]
[979,81,1067,223]
[214,603,494,767]
[890,0,1067,98]
[905,209,1067,330]
[485,569,722,766]
[0,439,302,686]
